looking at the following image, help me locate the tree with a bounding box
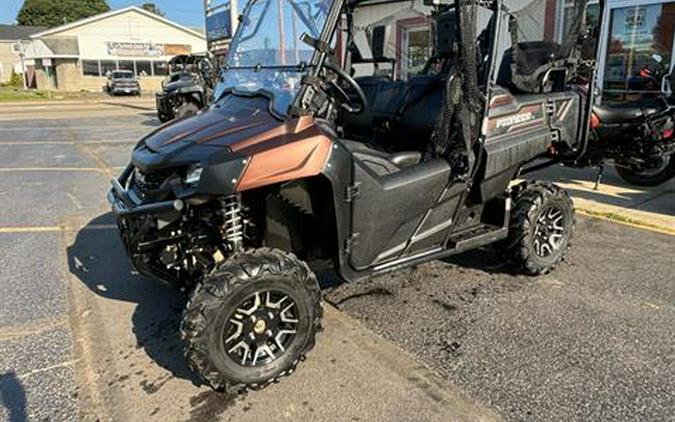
[17,0,110,28]
[141,3,165,17]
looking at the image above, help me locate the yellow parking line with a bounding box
[577,209,675,237]
[0,167,103,172]
[0,226,63,233]
[0,224,117,234]
[0,141,137,146]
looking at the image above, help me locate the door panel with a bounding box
[349,158,454,270]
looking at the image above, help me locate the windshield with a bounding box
[112,71,133,79]
[214,0,334,116]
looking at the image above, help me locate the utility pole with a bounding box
[14,40,27,90]
[204,0,210,53]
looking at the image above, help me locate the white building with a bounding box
[24,6,207,92]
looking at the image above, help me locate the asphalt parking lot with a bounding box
[0,101,674,421]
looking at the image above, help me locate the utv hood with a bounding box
[137,95,333,170]
[163,76,200,93]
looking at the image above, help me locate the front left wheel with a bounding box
[180,248,323,392]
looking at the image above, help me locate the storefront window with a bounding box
[603,2,675,103]
[100,60,117,77]
[82,60,100,76]
[153,61,169,76]
[136,61,152,77]
[401,26,432,79]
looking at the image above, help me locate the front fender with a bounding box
[233,117,335,192]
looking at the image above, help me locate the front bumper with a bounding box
[111,86,140,95]
[107,165,179,217]
[156,93,174,119]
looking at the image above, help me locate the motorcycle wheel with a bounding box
[615,154,675,187]
[181,248,322,392]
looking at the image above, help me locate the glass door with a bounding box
[598,0,675,103]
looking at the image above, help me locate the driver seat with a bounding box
[341,140,423,176]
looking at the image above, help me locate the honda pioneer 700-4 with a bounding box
[108,0,603,392]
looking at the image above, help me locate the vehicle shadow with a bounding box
[0,372,27,422]
[442,246,514,275]
[66,213,200,385]
[139,112,162,128]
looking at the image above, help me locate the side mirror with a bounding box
[371,26,386,60]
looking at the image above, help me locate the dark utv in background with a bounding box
[106,70,141,96]
[156,54,216,122]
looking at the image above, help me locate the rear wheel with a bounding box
[181,248,322,392]
[505,181,575,275]
[615,154,675,187]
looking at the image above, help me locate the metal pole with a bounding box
[15,41,28,89]
[204,0,211,53]
[278,0,286,65]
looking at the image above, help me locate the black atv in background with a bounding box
[156,54,216,123]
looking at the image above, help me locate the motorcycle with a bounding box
[575,54,675,187]
[588,97,675,186]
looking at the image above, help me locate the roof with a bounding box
[0,24,48,41]
[31,6,206,40]
[41,37,79,56]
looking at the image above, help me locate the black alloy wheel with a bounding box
[224,290,300,367]
[532,205,567,258]
[181,248,322,392]
[504,181,575,275]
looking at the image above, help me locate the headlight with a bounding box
[185,164,203,185]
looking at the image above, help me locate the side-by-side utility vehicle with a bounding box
[108,0,603,392]
[156,54,216,122]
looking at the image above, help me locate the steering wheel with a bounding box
[324,61,368,114]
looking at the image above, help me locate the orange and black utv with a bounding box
[108,0,603,392]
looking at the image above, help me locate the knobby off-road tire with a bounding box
[180,248,323,393]
[615,154,675,187]
[504,181,575,275]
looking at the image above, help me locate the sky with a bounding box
[0,0,207,28]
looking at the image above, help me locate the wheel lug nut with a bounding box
[268,312,274,319]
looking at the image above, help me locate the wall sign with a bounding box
[106,42,192,57]
[206,5,232,42]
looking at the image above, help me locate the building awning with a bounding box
[24,37,79,60]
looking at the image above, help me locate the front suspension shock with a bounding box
[222,194,244,252]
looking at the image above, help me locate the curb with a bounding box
[577,208,675,236]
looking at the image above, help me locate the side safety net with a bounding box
[505,0,589,93]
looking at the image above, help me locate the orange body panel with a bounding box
[234,117,334,192]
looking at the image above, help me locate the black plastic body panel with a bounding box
[480,89,582,200]
[349,158,453,269]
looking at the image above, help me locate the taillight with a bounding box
[590,113,601,129]
[664,128,673,139]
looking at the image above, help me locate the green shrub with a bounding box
[7,71,24,89]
